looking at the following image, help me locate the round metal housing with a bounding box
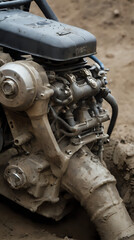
[0,61,44,110]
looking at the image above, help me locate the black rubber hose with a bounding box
[23,2,31,11]
[34,0,58,21]
[104,93,118,137]
[0,0,31,8]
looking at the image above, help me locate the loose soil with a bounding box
[0,0,134,239]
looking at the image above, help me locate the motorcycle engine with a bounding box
[0,50,110,220]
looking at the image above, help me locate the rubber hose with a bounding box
[35,0,58,21]
[104,93,118,137]
[89,55,105,70]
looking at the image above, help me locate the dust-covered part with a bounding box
[0,2,134,240]
[0,47,133,240]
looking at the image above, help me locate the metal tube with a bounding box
[62,146,134,240]
[0,0,32,9]
[70,79,102,102]
[34,0,58,21]
[89,55,105,70]
[104,93,118,137]
[51,107,109,134]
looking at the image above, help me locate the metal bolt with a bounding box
[65,149,72,155]
[5,167,26,190]
[1,79,17,96]
[40,93,45,97]
[98,70,105,77]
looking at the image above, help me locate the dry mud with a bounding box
[0,0,134,239]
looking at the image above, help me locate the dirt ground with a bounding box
[0,0,134,239]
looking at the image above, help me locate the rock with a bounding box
[121,33,126,38]
[131,19,134,24]
[105,53,115,58]
[113,9,120,17]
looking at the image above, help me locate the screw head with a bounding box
[4,167,26,189]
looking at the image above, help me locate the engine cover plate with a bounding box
[0,9,96,61]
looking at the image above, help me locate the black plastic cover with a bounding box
[0,9,96,61]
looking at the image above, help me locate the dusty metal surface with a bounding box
[62,146,134,240]
[0,53,133,239]
[0,9,96,61]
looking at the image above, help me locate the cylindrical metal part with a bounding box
[0,0,31,9]
[0,61,45,110]
[35,0,58,21]
[70,79,102,102]
[51,106,109,135]
[62,146,134,240]
[4,154,47,190]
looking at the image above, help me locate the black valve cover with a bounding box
[0,9,96,61]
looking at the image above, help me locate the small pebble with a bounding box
[121,33,126,38]
[113,9,120,17]
[105,53,115,58]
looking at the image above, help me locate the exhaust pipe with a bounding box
[62,146,134,240]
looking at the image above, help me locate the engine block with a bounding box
[0,51,133,239]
